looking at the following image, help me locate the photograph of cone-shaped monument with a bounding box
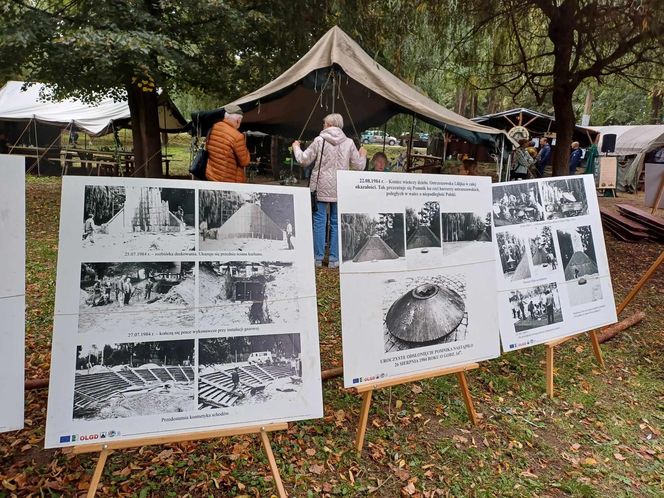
[198,334,303,410]
[557,224,603,306]
[492,183,545,226]
[78,261,195,333]
[73,340,195,421]
[340,212,405,271]
[509,283,563,332]
[541,177,588,220]
[441,211,493,261]
[405,200,442,267]
[496,231,531,281]
[527,225,559,279]
[82,185,195,254]
[198,260,299,328]
[199,190,295,254]
[382,272,467,352]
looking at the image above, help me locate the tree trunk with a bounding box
[126,83,163,178]
[651,89,662,124]
[551,88,574,176]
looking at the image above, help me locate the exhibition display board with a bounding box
[492,175,617,351]
[338,171,500,389]
[45,177,323,449]
[0,155,25,433]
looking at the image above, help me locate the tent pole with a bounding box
[498,136,504,181]
[331,70,336,114]
[382,121,387,153]
[441,126,448,171]
[407,113,416,171]
[34,119,41,176]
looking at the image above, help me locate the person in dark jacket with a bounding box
[568,141,583,175]
[536,137,552,176]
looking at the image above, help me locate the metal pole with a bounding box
[498,136,505,181]
[407,113,416,171]
[331,70,336,114]
[382,121,387,153]
[34,119,41,176]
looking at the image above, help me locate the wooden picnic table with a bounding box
[408,153,444,174]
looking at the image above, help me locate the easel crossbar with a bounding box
[65,422,289,454]
[350,363,479,394]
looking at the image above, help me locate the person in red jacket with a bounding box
[205,104,251,182]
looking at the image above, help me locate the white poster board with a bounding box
[45,177,322,448]
[492,175,617,351]
[644,163,664,209]
[0,155,25,433]
[598,157,617,189]
[338,171,500,388]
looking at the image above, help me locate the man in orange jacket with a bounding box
[205,104,251,182]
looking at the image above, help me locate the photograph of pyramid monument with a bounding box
[198,260,299,328]
[82,186,195,254]
[199,190,295,254]
[556,225,599,281]
[405,200,442,266]
[527,225,559,279]
[73,339,195,421]
[509,283,563,333]
[198,334,303,410]
[497,231,531,281]
[340,213,405,267]
[382,272,468,352]
[78,261,195,334]
[441,211,492,260]
[541,178,588,220]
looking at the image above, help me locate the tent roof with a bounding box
[591,125,664,156]
[0,81,187,136]
[225,26,509,146]
[472,107,598,146]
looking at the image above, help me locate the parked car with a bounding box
[399,132,429,148]
[361,130,398,146]
[248,351,273,365]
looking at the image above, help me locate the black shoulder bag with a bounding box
[309,140,325,212]
[189,128,212,180]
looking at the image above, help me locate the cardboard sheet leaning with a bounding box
[492,175,617,351]
[45,177,323,448]
[337,171,501,388]
[0,155,25,433]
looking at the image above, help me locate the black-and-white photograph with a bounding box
[509,283,563,333]
[492,183,544,226]
[73,340,195,420]
[198,334,302,409]
[78,261,195,333]
[527,225,559,278]
[541,178,588,220]
[82,186,195,253]
[199,190,295,253]
[340,213,405,264]
[557,225,598,281]
[82,185,126,250]
[496,231,531,281]
[383,273,467,352]
[198,260,298,328]
[566,276,604,306]
[441,211,492,258]
[405,200,442,266]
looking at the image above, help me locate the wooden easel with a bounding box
[351,363,479,455]
[616,250,664,314]
[650,174,664,215]
[544,330,604,398]
[65,422,289,498]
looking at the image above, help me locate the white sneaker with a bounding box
[315,260,322,268]
[328,261,339,268]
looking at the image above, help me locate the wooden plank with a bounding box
[616,204,664,230]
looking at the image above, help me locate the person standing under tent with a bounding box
[292,113,367,268]
[205,104,251,183]
[512,139,534,180]
[535,137,552,177]
[370,151,389,172]
[568,141,583,175]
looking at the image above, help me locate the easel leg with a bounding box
[455,372,478,425]
[355,390,373,455]
[589,330,605,368]
[87,448,112,498]
[259,429,287,498]
[617,250,664,315]
[546,345,554,399]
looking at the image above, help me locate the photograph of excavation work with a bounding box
[73,340,195,420]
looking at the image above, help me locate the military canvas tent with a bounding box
[217,203,283,241]
[223,26,509,147]
[592,125,664,192]
[353,235,399,262]
[0,81,186,136]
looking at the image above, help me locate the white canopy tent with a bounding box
[0,80,186,136]
[593,125,664,191]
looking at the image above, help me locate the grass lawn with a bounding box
[0,176,662,497]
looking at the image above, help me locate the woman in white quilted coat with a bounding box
[292,113,367,268]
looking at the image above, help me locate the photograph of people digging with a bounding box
[2,0,664,496]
